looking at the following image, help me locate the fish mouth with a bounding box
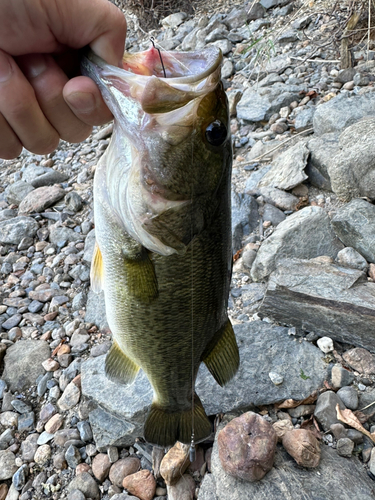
[82,46,222,115]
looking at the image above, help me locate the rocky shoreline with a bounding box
[1,0,375,499]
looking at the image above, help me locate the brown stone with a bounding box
[56,344,71,355]
[109,457,141,488]
[167,474,195,500]
[272,419,294,442]
[18,185,65,214]
[342,348,375,375]
[0,483,8,500]
[218,411,277,482]
[282,429,321,468]
[76,463,91,475]
[0,344,6,363]
[123,469,156,500]
[160,441,190,485]
[92,453,111,482]
[45,414,63,434]
[42,358,60,372]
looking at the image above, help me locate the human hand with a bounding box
[0,0,126,159]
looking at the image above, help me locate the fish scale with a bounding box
[83,45,240,447]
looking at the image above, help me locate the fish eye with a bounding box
[205,120,227,146]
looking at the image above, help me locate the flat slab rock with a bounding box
[81,321,327,448]
[198,434,375,500]
[259,258,375,351]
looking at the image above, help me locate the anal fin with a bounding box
[125,252,158,304]
[105,341,140,386]
[201,319,239,387]
[90,242,104,293]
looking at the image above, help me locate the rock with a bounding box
[198,436,375,500]
[262,203,286,226]
[0,484,8,500]
[5,181,34,205]
[82,321,326,450]
[331,365,355,389]
[0,450,17,480]
[218,412,276,481]
[335,68,357,84]
[259,258,375,351]
[92,453,111,482]
[49,225,82,246]
[332,199,375,263]
[231,191,259,252]
[336,247,368,271]
[45,414,63,434]
[85,290,108,329]
[251,207,344,281]
[54,428,80,447]
[258,142,309,191]
[337,387,358,410]
[369,448,375,475]
[317,337,334,354]
[37,431,54,445]
[77,421,93,442]
[342,348,375,375]
[314,391,346,431]
[12,464,28,491]
[282,429,320,468]
[1,314,22,330]
[160,442,190,486]
[277,30,299,44]
[313,93,375,136]
[109,457,141,488]
[238,88,300,123]
[123,470,156,500]
[21,434,38,462]
[306,133,338,190]
[256,186,299,211]
[65,445,82,469]
[272,420,294,441]
[67,472,100,500]
[294,107,315,132]
[327,118,375,201]
[2,340,50,392]
[161,12,187,28]
[336,438,354,458]
[167,474,195,500]
[18,411,35,431]
[29,169,68,187]
[34,444,51,465]
[67,490,86,500]
[0,411,18,427]
[0,216,39,244]
[3,484,18,500]
[65,192,83,212]
[18,185,65,213]
[57,381,81,411]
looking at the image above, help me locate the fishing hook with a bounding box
[150,37,167,78]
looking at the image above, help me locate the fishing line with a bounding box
[150,37,167,78]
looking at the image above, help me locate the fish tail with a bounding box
[144,394,211,447]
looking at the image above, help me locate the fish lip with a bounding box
[84,46,222,85]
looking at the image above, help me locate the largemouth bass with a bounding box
[83,46,239,447]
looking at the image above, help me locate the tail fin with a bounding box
[143,394,211,447]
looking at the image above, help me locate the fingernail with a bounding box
[65,92,96,114]
[0,52,12,83]
[21,54,47,79]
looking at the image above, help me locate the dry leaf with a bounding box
[354,410,375,424]
[300,417,322,440]
[277,392,318,409]
[336,404,375,443]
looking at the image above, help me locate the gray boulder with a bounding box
[313,93,375,135]
[2,340,50,392]
[251,206,344,281]
[259,258,375,351]
[327,117,375,201]
[237,88,300,123]
[0,216,39,245]
[85,290,108,330]
[331,198,375,263]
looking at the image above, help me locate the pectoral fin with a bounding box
[105,341,140,386]
[201,319,239,387]
[90,242,104,293]
[124,251,158,304]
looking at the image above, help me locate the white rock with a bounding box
[317,337,334,353]
[269,372,284,385]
